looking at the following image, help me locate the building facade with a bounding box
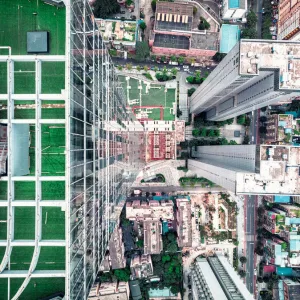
[189,145,300,195]
[190,40,300,121]
[0,1,144,299]
[278,0,300,40]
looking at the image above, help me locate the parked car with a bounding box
[121,11,126,14]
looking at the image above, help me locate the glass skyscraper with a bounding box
[0,1,144,299]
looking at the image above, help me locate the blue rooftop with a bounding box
[276,267,293,276]
[285,128,292,133]
[290,239,300,251]
[220,24,240,53]
[149,287,177,298]
[274,195,291,203]
[229,0,240,8]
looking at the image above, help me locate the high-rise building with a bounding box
[189,145,300,195]
[277,0,300,40]
[190,40,300,121]
[0,1,144,299]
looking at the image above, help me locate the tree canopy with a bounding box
[93,0,120,18]
[113,268,131,282]
[135,41,150,61]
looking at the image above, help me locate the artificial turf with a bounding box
[0,207,7,239]
[10,246,34,270]
[36,247,65,270]
[10,278,65,300]
[41,207,65,240]
[14,207,35,240]
[0,181,7,200]
[0,279,8,300]
[41,181,65,200]
[14,181,36,200]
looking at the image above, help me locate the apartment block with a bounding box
[109,227,126,270]
[190,144,300,195]
[130,255,153,279]
[88,281,129,300]
[144,219,163,255]
[176,198,192,248]
[126,200,174,221]
[190,40,300,121]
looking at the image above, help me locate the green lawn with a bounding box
[41,62,65,94]
[14,62,35,94]
[147,108,162,121]
[14,207,35,239]
[10,246,34,270]
[14,182,35,200]
[10,278,65,300]
[36,247,65,270]
[118,76,176,121]
[41,207,65,240]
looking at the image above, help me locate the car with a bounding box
[121,11,126,14]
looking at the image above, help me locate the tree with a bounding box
[139,21,147,31]
[151,0,157,12]
[193,7,197,15]
[170,285,180,294]
[170,55,177,62]
[237,114,246,125]
[257,277,263,283]
[242,27,257,39]
[93,0,120,18]
[166,242,178,252]
[162,254,171,263]
[171,68,178,76]
[240,256,247,264]
[126,63,132,70]
[257,206,265,217]
[178,56,185,64]
[117,65,123,71]
[136,65,141,71]
[213,52,226,62]
[260,116,267,123]
[263,276,270,283]
[226,118,234,125]
[208,129,215,137]
[114,268,130,282]
[154,66,158,72]
[259,126,267,134]
[135,41,150,61]
[247,10,258,27]
[136,239,144,248]
[239,270,246,278]
[161,56,166,63]
[186,76,195,84]
[198,17,210,30]
[143,65,148,72]
[192,129,200,137]
[188,87,196,97]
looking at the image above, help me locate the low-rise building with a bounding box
[176,198,192,248]
[149,1,218,57]
[126,200,174,221]
[96,19,138,52]
[266,114,294,143]
[221,0,247,21]
[109,227,126,270]
[144,219,163,255]
[130,254,153,279]
[88,281,129,300]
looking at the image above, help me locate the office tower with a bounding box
[189,145,300,195]
[190,40,300,121]
[277,1,300,40]
[0,1,144,299]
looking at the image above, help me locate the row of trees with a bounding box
[237,114,251,126]
[179,176,215,187]
[194,115,234,128]
[189,137,238,147]
[192,128,220,137]
[241,10,258,39]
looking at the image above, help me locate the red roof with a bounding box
[264,265,276,273]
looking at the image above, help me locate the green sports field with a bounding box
[118,75,176,121]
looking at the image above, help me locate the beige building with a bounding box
[144,219,163,254]
[130,254,153,279]
[109,227,126,270]
[126,200,174,221]
[88,281,129,300]
[176,199,192,248]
